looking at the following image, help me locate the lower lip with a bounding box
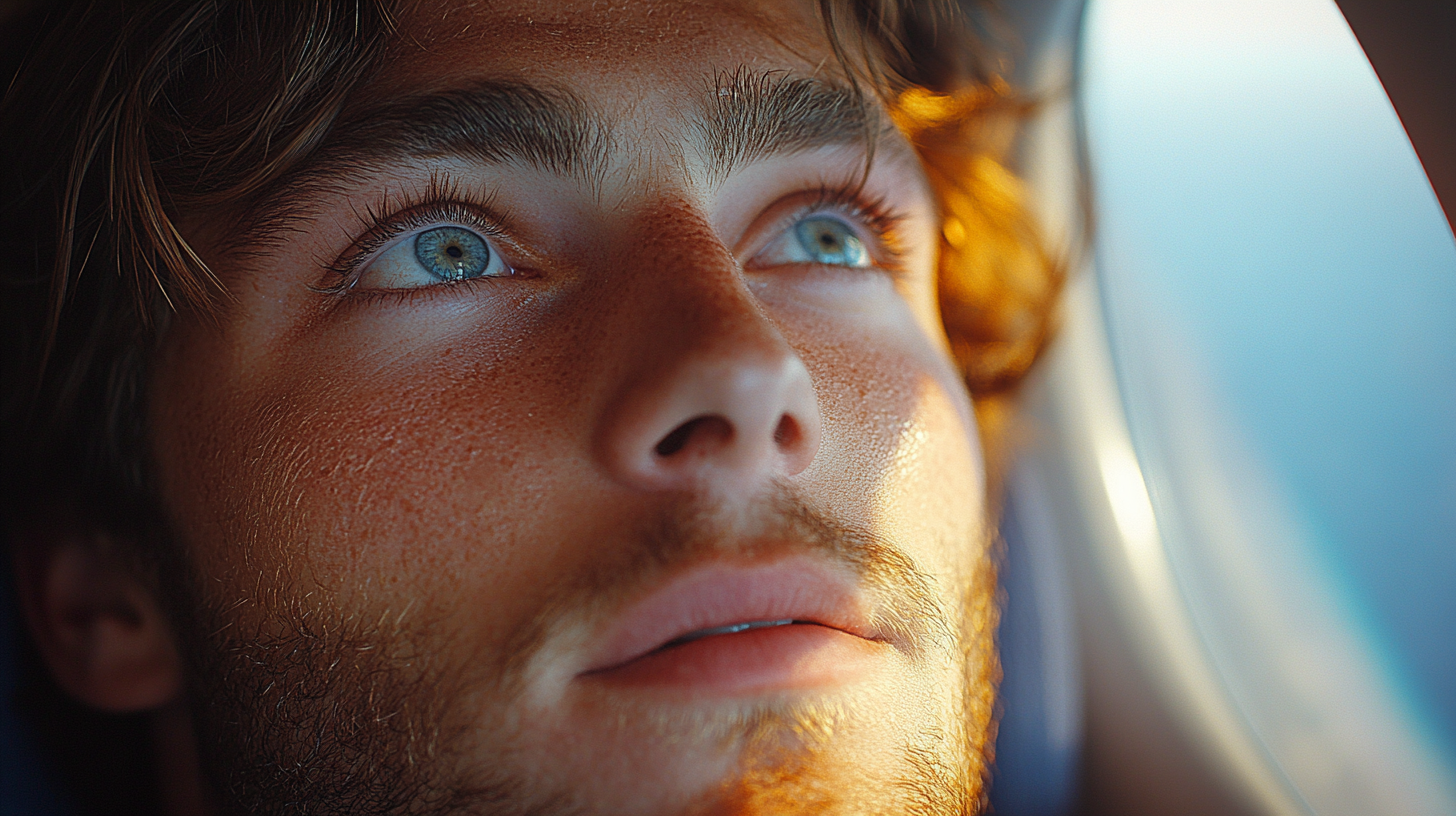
[583,623,883,694]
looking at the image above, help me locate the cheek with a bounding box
[789,311,986,677]
[149,306,599,631]
[871,377,986,582]
[787,302,985,570]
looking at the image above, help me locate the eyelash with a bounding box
[321,175,508,297]
[320,176,909,299]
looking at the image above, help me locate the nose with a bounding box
[594,248,821,497]
[601,350,820,492]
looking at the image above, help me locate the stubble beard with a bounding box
[170,492,997,815]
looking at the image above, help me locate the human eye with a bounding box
[323,179,519,295]
[747,187,903,273]
[357,223,511,290]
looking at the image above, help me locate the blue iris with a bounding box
[794,217,869,267]
[414,226,491,281]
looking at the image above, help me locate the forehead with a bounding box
[381,0,832,101]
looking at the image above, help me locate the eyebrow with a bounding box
[309,80,614,182]
[694,69,882,182]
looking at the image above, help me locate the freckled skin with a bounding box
[149,0,992,813]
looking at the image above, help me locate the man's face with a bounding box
[149,0,992,812]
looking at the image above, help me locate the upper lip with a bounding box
[579,556,883,674]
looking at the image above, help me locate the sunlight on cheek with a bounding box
[869,374,985,579]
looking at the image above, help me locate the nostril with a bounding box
[772,414,800,449]
[654,415,733,458]
[654,422,695,457]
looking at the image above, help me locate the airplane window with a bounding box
[1007,0,1456,813]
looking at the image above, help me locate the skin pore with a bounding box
[128,0,996,812]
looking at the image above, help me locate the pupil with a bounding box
[446,245,463,258]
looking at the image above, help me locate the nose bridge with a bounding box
[627,198,774,350]
[592,199,822,497]
[608,196,787,372]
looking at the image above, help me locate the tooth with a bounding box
[664,619,796,648]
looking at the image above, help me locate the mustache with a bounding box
[499,485,955,682]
